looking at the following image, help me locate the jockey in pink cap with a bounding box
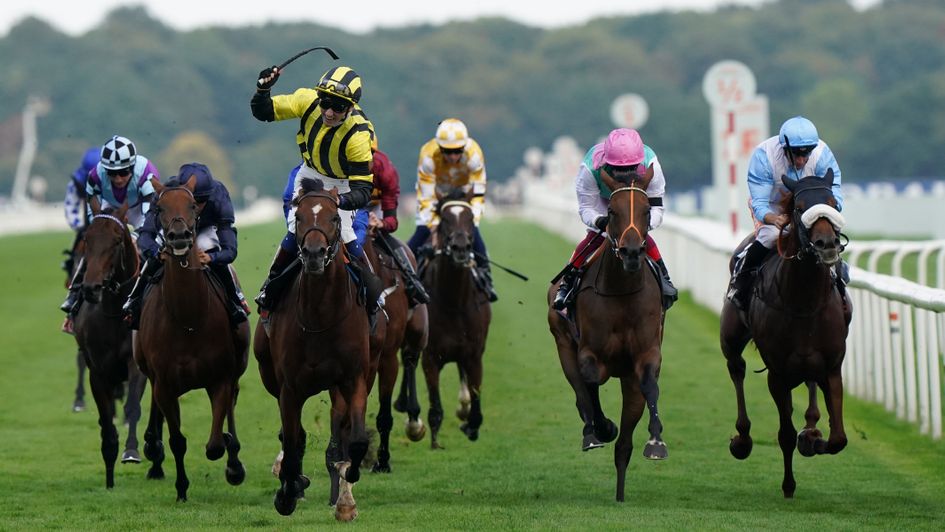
[551,128,677,311]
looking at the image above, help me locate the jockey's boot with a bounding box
[393,245,430,306]
[727,240,768,311]
[211,264,248,327]
[474,261,499,303]
[347,254,385,334]
[60,257,86,314]
[255,247,299,319]
[552,267,577,311]
[122,258,161,329]
[655,258,679,310]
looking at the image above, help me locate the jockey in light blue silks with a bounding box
[726,116,846,310]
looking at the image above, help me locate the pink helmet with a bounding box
[592,128,645,170]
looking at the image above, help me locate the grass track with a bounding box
[0,219,942,530]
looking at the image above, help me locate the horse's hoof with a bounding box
[121,449,141,463]
[371,462,391,474]
[206,443,225,461]
[643,439,668,460]
[431,440,445,450]
[147,466,164,480]
[226,463,246,485]
[274,490,297,516]
[460,423,479,441]
[582,433,605,451]
[594,418,618,443]
[335,503,358,522]
[344,466,361,484]
[405,419,426,442]
[144,441,164,462]
[72,400,86,413]
[393,396,408,413]
[456,404,470,421]
[729,436,753,460]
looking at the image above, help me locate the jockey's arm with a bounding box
[646,157,667,230]
[208,188,238,264]
[575,164,608,230]
[137,208,161,260]
[747,147,775,223]
[250,89,275,122]
[416,156,437,227]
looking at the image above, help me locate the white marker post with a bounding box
[702,61,769,236]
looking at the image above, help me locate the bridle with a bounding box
[606,186,650,256]
[295,191,342,269]
[436,200,475,265]
[156,186,200,267]
[87,213,137,293]
[781,185,848,262]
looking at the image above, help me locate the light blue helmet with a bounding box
[778,116,819,148]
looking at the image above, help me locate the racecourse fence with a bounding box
[519,182,945,439]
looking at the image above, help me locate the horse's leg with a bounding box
[120,359,147,463]
[143,389,165,480]
[204,383,230,461]
[372,348,398,473]
[154,390,189,501]
[588,381,618,444]
[458,357,483,442]
[223,383,246,485]
[720,302,753,459]
[820,367,848,455]
[638,357,667,460]
[334,377,369,522]
[89,371,119,488]
[422,352,445,449]
[74,349,87,412]
[326,388,347,506]
[797,381,825,457]
[615,377,646,502]
[274,388,306,516]
[552,330,603,450]
[456,367,471,421]
[767,374,797,498]
[397,343,426,442]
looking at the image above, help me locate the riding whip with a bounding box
[549,228,604,284]
[257,46,340,86]
[474,252,528,282]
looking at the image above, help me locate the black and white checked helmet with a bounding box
[100,135,137,171]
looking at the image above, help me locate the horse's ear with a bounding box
[599,168,620,192]
[184,175,197,192]
[823,168,834,187]
[639,163,655,188]
[434,188,444,202]
[464,187,475,203]
[781,175,798,192]
[90,199,102,216]
[150,177,164,195]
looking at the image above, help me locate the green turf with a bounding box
[0,219,942,530]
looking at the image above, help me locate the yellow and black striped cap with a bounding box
[315,66,363,105]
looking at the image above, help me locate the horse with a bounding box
[419,189,492,448]
[133,175,249,501]
[253,179,371,521]
[72,204,148,488]
[547,164,668,502]
[720,169,850,498]
[364,231,429,472]
[64,231,90,412]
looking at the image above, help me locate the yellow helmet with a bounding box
[315,66,362,105]
[435,118,469,150]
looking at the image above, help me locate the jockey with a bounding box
[252,64,384,326]
[551,128,678,311]
[61,146,100,275]
[125,162,249,329]
[59,135,160,332]
[726,116,845,310]
[406,118,498,302]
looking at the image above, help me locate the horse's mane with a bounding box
[299,178,325,194]
[776,188,795,214]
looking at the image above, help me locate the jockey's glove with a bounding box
[256,66,280,90]
[338,181,373,211]
[594,215,608,231]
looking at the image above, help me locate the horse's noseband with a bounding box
[607,186,650,257]
[789,185,847,262]
[157,187,199,262]
[296,192,342,269]
[89,214,130,292]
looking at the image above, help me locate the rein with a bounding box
[295,191,342,269]
[89,213,139,293]
[607,186,649,253]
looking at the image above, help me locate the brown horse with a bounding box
[364,231,429,472]
[420,190,492,448]
[547,165,668,502]
[254,179,370,521]
[73,205,148,488]
[133,176,249,501]
[720,170,850,498]
[65,230,90,412]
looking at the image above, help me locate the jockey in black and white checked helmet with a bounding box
[100,135,137,171]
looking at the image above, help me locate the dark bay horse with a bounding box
[420,191,492,448]
[65,233,89,412]
[254,179,370,521]
[720,169,850,498]
[134,176,249,501]
[547,165,668,502]
[364,231,429,472]
[73,205,147,488]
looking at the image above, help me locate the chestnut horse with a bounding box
[547,165,668,502]
[720,169,850,498]
[364,231,429,472]
[134,176,249,501]
[254,179,370,521]
[73,205,147,488]
[420,190,492,448]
